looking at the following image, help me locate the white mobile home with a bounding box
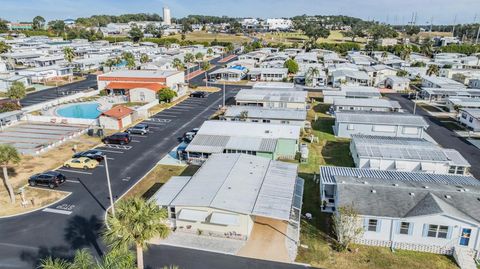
[152,153,303,246]
[323,86,381,104]
[421,75,466,89]
[332,98,401,113]
[333,111,429,139]
[458,108,480,131]
[235,89,307,109]
[350,134,470,175]
[320,166,480,256]
[223,106,307,126]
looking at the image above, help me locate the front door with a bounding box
[459,228,472,246]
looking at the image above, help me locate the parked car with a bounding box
[28,171,66,189]
[102,132,131,145]
[191,128,200,134]
[189,91,207,98]
[64,157,99,170]
[127,124,149,135]
[183,131,196,143]
[73,150,104,162]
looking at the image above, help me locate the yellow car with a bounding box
[64,157,99,170]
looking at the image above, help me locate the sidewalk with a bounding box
[218,54,237,63]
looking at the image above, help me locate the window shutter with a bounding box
[376,219,382,232]
[394,220,400,234]
[447,226,452,239]
[408,223,414,235]
[422,224,428,237]
[363,218,368,231]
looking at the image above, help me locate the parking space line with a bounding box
[129,134,147,138]
[66,179,80,183]
[96,149,124,154]
[143,122,166,126]
[97,165,104,167]
[57,168,93,175]
[107,157,115,160]
[131,140,141,143]
[42,208,72,215]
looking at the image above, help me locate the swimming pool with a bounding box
[56,103,101,119]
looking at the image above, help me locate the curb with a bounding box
[0,191,72,219]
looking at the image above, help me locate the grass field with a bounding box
[294,101,458,269]
[170,31,251,44]
[255,30,367,46]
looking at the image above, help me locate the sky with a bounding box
[1,0,480,25]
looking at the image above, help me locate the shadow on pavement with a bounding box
[64,215,105,257]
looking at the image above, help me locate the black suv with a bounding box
[127,124,149,135]
[189,91,207,98]
[73,150,104,162]
[102,132,131,145]
[29,171,66,189]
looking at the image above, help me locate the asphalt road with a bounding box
[387,93,480,178]
[20,74,98,107]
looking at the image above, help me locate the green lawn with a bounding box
[295,101,458,269]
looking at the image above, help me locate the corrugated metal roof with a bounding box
[197,121,301,140]
[333,98,401,108]
[155,154,299,221]
[224,106,307,121]
[185,134,229,153]
[320,166,479,185]
[335,111,428,127]
[235,89,307,103]
[443,149,471,167]
[149,176,191,205]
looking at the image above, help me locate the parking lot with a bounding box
[29,89,239,218]
[0,122,88,155]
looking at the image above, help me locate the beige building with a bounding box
[98,105,133,130]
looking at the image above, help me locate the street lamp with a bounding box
[413,91,419,115]
[104,154,115,217]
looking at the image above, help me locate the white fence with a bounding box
[133,100,158,120]
[24,114,98,126]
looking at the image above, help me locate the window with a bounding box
[469,117,473,123]
[372,125,396,133]
[263,119,270,123]
[449,166,456,174]
[347,124,355,130]
[462,113,467,119]
[281,120,290,124]
[368,219,378,232]
[456,166,465,175]
[403,127,419,135]
[400,222,410,235]
[427,224,449,238]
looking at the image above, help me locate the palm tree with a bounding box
[195,52,204,61]
[427,64,440,76]
[63,47,75,64]
[140,54,149,64]
[381,51,388,62]
[38,248,135,269]
[0,144,21,204]
[201,61,211,87]
[207,48,213,56]
[104,197,170,269]
[184,53,194,65]
[400,45,412,61]
[305,66,320,87]
[172,58,184,70]
[421,39,434,57]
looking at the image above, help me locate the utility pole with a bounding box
[413,91,419,115]
[104,154,115,217]
[222,81,226,107]
[452,15,457,36]
[476,25,480,44]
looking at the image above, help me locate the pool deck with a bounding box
[42,96,123,118]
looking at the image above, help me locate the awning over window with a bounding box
[209,212,240,226]
[177,209,209,222]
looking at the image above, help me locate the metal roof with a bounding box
[320,166,480,185]
[224,106,307,121]
[235,89,307,103]
[185,134,277,154]
[196,121,301,140]
[150,176,191,205]
[153,154,299,221]
[333,98,401,109]
[335,111,428,127]
[461,108,480,118]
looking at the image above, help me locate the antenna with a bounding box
[452,15,457,36]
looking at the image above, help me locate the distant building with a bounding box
[7,22,33,31]
[264,18,292,31]
[163,6,172,25]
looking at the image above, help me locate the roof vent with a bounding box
[465,188,470,192]
[423,186,429,189]
[393,183,399,187]
[341,180,346,184]
[371,189,376,193]
[459,189,465,192]
[445,195,452,199]
[363,181,369,185]
[409,192,415,196]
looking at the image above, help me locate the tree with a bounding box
[0,41,11,54]
[7,81,26,105]
[411,61,426,67]
[284,59,299,74]
[426,64,440,76]
[32,15,46,30]
[332,205,364,252]
[157,88,178,103]
[195,52,204,61]
[201,61,211,87]
[405,25,421,36]
[63,47,75,64]
[181,21,193,34]
[172,58,184,70]
[0,144,21,204]
[140,54,149,64]
[104,197,170,269]
[0,19,8,33]
[400,45,412,61]
[343,23,366,42]
[396,70,408,77]
[122,52,136,69]
[129,25,144,43]
[39,248,135,269]
[420,39,434,57]
[48,20,66,36]
[207,48,214,56]
[144,23,162,38]
[305,66,320,87]
[367,24,398,41]
[184,53,194,66]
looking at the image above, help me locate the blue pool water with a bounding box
[56,103,101,119]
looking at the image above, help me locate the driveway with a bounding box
[237,217,291,263]
[386,93,480,178]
